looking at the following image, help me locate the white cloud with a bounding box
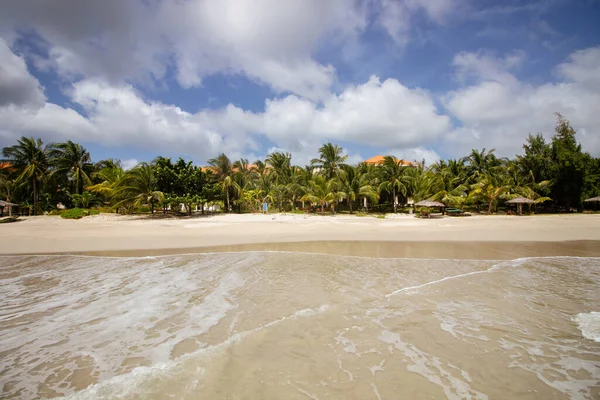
[390,147,441,165]
[444,46,600,157]
[377,0,461,45]
[0,103,94,144]
[0,0,370,101]
[261,76,450,149]
[121,159,139,171]
[0,38,46,108]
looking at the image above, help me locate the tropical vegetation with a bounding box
[1,114,599,216]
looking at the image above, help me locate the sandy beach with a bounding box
[1,213,599,257]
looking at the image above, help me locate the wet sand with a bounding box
[83,240,600,260]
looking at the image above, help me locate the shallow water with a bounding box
[1,252,599,399]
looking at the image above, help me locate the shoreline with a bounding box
[1,213,600,259]
[62,240,600,260]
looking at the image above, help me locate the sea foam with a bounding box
[573,312,600,342]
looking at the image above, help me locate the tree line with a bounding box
[1,114,599,216]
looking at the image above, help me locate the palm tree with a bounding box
[311,143,348,180]
[49,140,92,195]
[429,162,468,208]
[301,175,342,214]
[469,169,511,214]
[463,148,499,180]
[2,137,50,215]
[266,152,292,185]
[87,162,125,208]
[336,165,378,213]
[114,163,163,213]
[378,156,410,213]
[208,153,237,212]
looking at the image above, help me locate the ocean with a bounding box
[1,252,599,399]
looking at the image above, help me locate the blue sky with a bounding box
[0,0,599,167]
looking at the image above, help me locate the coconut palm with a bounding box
[114,163,163,213]
[208,153,238,212]
[2,137,50,215]
[428,162,468,208]
[378,156,410,212]
[469,169,512,214]
[49,140,92,195]
[266,152,292,185]
[463,148,499,180]
[311,143,348,180]
[301,175,343,214]
[87,162,126,205]
[336,165,379,213]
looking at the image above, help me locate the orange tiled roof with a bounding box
[363,155,416,167]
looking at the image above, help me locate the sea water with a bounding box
[0,252,599,399]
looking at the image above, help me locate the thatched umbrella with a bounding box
[414,200,445,218]
[0,200,18,217]
[414,200,445,207]
[507,197,535,215]
[584,196,600,211]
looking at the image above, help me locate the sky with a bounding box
[0,0,599,168]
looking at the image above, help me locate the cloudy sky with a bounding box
[1,0,599,166]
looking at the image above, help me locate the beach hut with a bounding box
[506,197,535,215]
[414,200,445,218]
[584,196,600,211]
[0,200,18,217]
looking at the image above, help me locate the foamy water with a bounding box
[0,253,599,399]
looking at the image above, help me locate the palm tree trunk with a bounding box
[321,202,324,214]
[488,199,494,214]
[226,190,230,213]
[75,171,80,195]
[349,199,353,214]
[150,199,154,214]
[393,187,397,213]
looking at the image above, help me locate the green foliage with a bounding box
[71,191,98,208]
[1,114,598,217]
[48,140,92,195]
[549,113,586,210]
[60,208,100,219]
[2,137,50,215]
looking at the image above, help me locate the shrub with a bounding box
[60,208,100,219]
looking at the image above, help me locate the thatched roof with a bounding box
[0,200,18,207]
[414,200,445,207]
[506,197,535,204]
[584,196,600,203]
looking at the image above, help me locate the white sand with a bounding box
[1,213,599,254]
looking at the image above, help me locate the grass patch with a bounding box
[376,214,386,219]
[60,208,100,220]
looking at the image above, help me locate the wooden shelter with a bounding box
[584,196,600,211]
[414,200,445,218]
[0,200,18,217]
[506,197,535,215]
